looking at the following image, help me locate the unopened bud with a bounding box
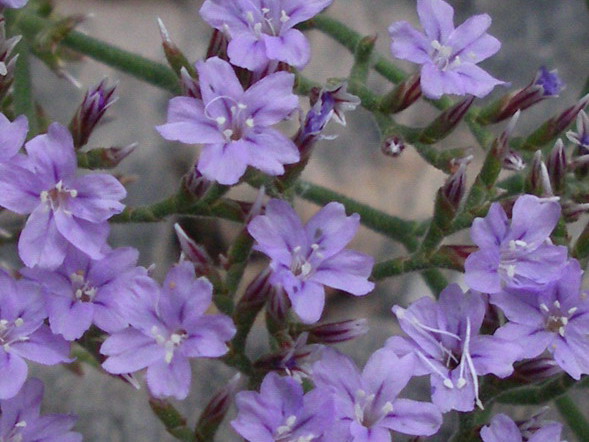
[307,318,368,344]
[566,110,589,149]
[183,166,212,199]
[180,67,201,99]
[526,151,553,196]
[174,223,214,276]
[206,28,229,60]
[158,18,195,78]
[419,95,475,144]
[478,67,564,124]
[562,200,589,222]
[238,267,273,310]
[503,150,525,171]
[77,143,137,169]
[195,374,243,440]
[513,357,563,384]
[524,93,589,150]
[266,284,290,323]
[546,139,567,193]
[70,79,118,148]
[254,333,321,380]
[442,162,467,210]
[379,73,422,114]
[381,135,405,157]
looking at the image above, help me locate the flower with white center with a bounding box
[387,285,521,412]
[101,262,235,400]
[389,0,505,99]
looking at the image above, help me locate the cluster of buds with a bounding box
[419,95,475,144]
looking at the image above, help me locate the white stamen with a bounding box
[568,307,578,315]
[16,420,27,428]
[540,303,549,313]
[381,401,394,415]
[293,246,302,253]
[554,300,561,309]
[456,378,467,389]
[245,118,254,128]
[245,11,255,23]
[215,116,226,126]
[559,326,566,337]
[280,10,290,23]
[237,102,247,110]
[506,264,516,279]
[223,129,234,140]
[443,379,454,389]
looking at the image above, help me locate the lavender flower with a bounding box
[389,0,505,99]
[248,199,374,323]
[100,261,236,399]
[312,348,442,440]
[0,378,82,442]
[200,0,332,71]
[22,247,145,341]
[157,57,299,185]
[492,259,589,379]
[0,269,70,399]
[464,195,568,294]
[0,113,27,163]
[481,413,564,442]
[0,123,126,270]
[232,371,334,441]
[387,284,521,412]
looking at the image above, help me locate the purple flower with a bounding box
[312,348,442,440]
[100,261,236,400]
[0,0,28,8]
[247,199,374,323]
[200,0,332,71]
[0,123,126,270]
[22,247,145,341]
[387,284,521,412]
[389,0,505,99]
[464,195,568,294]
[481,413,564,442]
[232,371,334,441]
[0,269,70,400]
[0,378,82,442]
[492,259,589,379]
[534,67,564,97]
[0,113,27,163]
[157,57,299,185]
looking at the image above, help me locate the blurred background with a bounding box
[8,0,589,440]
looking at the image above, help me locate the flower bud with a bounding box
[195,374,243,440]
[546,139,567,193]
[69,79,118,149]
[307,318,368,344]
[523,93,589,150]
[157,18,194,77]
[442,162,467,210]
[419,95,475,144]
[0,19,20,100]
[526,151,553,196]
[179,67,201,99]
[238,267,273,310]
[254,333,321,380]
[379,73,422,114]
[174,223,215,276]
[566,110,589,148]
[513,358,562,384]
[502,149,525,171]
[381,135,405,157]
[206,28,229,60]
[182,166,213,199]
[477,67,564,124]
[562,200,589,222]
[76,143,137,169]
[266,284,290,323]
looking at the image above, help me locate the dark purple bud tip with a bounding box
[535,66,564,97]
[308,318,368,344]
[381,135,405,157]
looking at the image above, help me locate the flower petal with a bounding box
[156,97,224,144]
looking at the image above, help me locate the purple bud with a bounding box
[195,374,243,439]
[420,95,475,144]
[179,66,201,99]
[379,73,422,114]
[561,200,589,221]
[442,162,467,209]
[503,150,525,171]
[527,151,553,196]
[546,139,567,193]
[183,166,213,199]
[238,267,273,309]
[254,333,321,380]
[205,28,229,60]
[174,223,214,275]
[158,18,194,77]
[266,284,291,323]
[307,318,368,344]
[70,79,118,148]
[513,358,563,384]
[535,67,564,97]
[381,134,405,157]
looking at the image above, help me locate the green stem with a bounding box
[555,394,589,441]
[13,11,180,94]
[371,251,462,280]
[495,374,575,405]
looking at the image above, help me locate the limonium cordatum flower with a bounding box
[0,378,82,442]
[0,269,70,400]
[231,371,334,441]
[481,413,564,442]
[22,247,144,341]
[464,194,568,294]
[0,123,126,270]
[387,284,520,412]
[247,199,374,324]
[492,260,589,380]
[100,261,236,400]
[312,348,442,440]
[157,57,299,185]
[389,0,505,99]
[199,0,332,71]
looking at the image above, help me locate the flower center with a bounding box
[2,419,27,442]
[70,271,98,303]
[541,301,576,337]
[290,244,323,280]
[242,7,290,39]
[151,326,188,364]
[204,97,254,143]
[274,415,316,442]
[431,40,461,71]
[0,317,27,352]
[40,180,78,212]
[353,389,394,429]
